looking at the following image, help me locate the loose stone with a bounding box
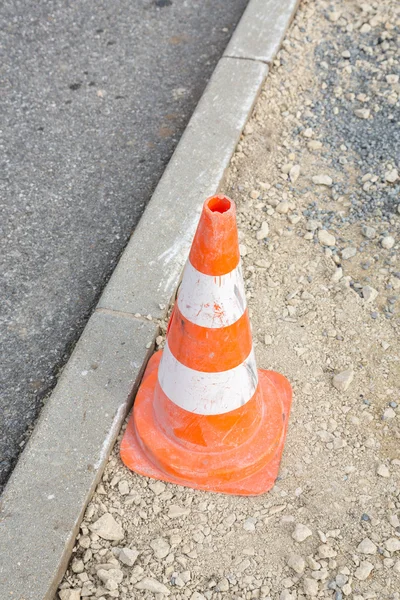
[385,538,400,552]
[385,168,398,183]
[256,221,269,240]
[354,561,373,581]
[292,523,312,542]
[312,174,333,186]
[59,591,81,600]
[318,230,336,246]
[135,577,170,595]
[287,553,306,574]
[377,463,390,478]
[381,236,395,250]
[332,370,354,392]
[303,578,319,597]
[89,513,124,541]
[341,247,357,260]
[168,505,191,518]
[357,537,377,555]
[362,225,376,239]
[150,537,171,559]
[362,286,378,303]
[354,108,370,119]
[290,164,301,183]
[119,547,139,566]
[217,578,230,592]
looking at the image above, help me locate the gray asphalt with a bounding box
[0,0,249,491]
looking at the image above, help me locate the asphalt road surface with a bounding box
[0,0,249,491]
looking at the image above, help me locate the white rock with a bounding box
[135,577,170,595]
[342,583,352,595]
[386,74,399,84]
[362,286,378,303]
[381,236,395,250]
[385,169,398,183]
[308,140,322,150]
[318,230,336,246]
[354,108,370,119]
[303,577,319,596]
[264,334,273,345]
[118,480,129,495]
[385,538,400,552]
[390,515,400,528]
[332,370,354,392]
[292,523,312,542]
[329,11,341,22]
[281,163,293,174]
[168,505,191,518]
[317,430,334,443]
[312,174,333,186]
[190,593,207,600]
[59,591,81,600]
[149,481,166,495]
[318,544,337,558]
[290,164,301,183]
[333,437,347,450]
[89,513,124,541]
[306,219,321,231]
[150,537,171,559]
[383,407,396,420]
[280,591,295,600]
[98,568,124,585]
[341,247,357,260]
[243,517,256,531]
[303,128,314,138]
[377,463,390,478]
[287,553,305,574]
[71,559,84,574]
[355,561,373,581]
[119,547,139,566]
[276,201,290,214]
[362,225,376,239]
[239,243,248,257]
[256,221,269,240]
[331,268,343,283]
[217,578,230,592]
[357,537,377,555]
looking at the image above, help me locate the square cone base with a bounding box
[120,354,292,496]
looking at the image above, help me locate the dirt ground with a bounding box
[58,0,400,599]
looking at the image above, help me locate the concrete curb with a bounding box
[224,0,300,63]
[0,1,299,598]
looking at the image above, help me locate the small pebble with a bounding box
[377,464,390,478]
[381,236,395,250]
[332,370,354,392]
[292,523,312,542]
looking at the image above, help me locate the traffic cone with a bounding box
[120,194,292,495]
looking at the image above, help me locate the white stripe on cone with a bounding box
[158,341,258,415]
[177,260,247,329]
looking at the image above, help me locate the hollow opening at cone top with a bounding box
[207,196,231,213]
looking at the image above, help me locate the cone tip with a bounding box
[204,194,235,217]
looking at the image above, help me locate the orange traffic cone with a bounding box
[120,194,292,495]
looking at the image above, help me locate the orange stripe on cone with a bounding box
[120,195,292,495]
[167,305,252,372]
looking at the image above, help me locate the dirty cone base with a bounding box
[121,352,292,496]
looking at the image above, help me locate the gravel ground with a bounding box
[58,1,400,599]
